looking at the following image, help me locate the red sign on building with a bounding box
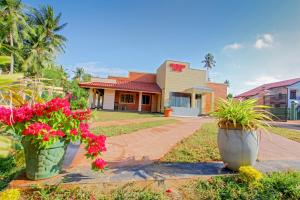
[170,63,185,72]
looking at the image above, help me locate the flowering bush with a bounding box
[0,189,20,200]
[0,97,106,171]
[239,166,263,184]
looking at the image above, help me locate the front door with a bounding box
[196,94,202,115]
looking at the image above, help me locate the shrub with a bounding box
[239,166,263,184]
[0,189,20,200]
[212,98,272,130]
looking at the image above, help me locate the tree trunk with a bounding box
[9,31,14,74]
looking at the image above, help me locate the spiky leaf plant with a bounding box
[212,98,272,131]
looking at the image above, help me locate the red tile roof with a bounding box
[236,78,300,98]
[79,80,162,93]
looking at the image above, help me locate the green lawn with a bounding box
[90,111,161,122]
[18,171,300,200]
[267,126,300,143]
[160,122,220,163]
[91,119,177,137]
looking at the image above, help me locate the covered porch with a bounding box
[169,86,214,116]
[88,88,161,113]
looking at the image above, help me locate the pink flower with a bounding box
[92,158,106,170]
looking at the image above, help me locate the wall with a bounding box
[103,89,115,110]
[288,82,300,108]
[156,60,207,111]
[114,91,139,111]
[203,82,228,113]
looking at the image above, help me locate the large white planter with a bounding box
[217,128,259,171]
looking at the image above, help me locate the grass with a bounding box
[267,126,300,143]
[160,122,220,163]
[17,171,300,200]
[0,149,25,191]
[90,110,161,122]
[91,119,177,137]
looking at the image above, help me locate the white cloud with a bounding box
[254,34,274,49]
[68,61,128,78]
[223,42,243,50]
[245,75,281,86]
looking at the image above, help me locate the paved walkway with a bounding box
[9,117,300,188]
[268,120,300,131]
[74,117,213,168]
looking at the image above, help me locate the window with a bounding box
[290,90,297,100]
[169,92,191,107]
[120,93,135,104]
[142,95,150,105]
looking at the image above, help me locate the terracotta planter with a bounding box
[22,138,68,180]
[164,108,172,117]
[217,128,259,171]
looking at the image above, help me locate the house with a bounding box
[235,78,300,120]
[79,60,227,116]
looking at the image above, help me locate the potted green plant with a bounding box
[212,98,271,171]
[0,97,106,180]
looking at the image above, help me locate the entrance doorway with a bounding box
[196,94,202,115]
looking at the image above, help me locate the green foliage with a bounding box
[212,98,272,130]
[191,171,300,200]
[0,56,10,64]
[0,0,67,75]
[112,184,166,200]
[0,149,24,191]
[67,80,89,110]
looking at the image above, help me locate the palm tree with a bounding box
[73,67,85,81]
[224,80,230,87]
[0,0,28,74]
[202,53,216,81]
[22,5,67,76]
[28,5,67,53]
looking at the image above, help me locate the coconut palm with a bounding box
[0,0,28,74]
[22,5,67,76]
[202,53,216,81]
[28,5,67,53]
[73,67,85,81]
[224,79,230,87]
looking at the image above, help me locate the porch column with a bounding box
[88,88,94,108]
[211,92,215,112]
[191,92,196,108]
[92,89,96,108]
[138,92,142,112]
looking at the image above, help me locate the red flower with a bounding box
[166,189,172,193]
[23,122,51,136]
[71,109,91,121]
[92,158,106,170]
[43,134,50,141]
[32,103,46,116]
[70,128,78,136]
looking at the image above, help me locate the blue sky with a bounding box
[24,0,300,95]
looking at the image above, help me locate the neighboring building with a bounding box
[79,60,227,116]
[235,78,300,120]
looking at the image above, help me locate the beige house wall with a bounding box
[156,60,207,111]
